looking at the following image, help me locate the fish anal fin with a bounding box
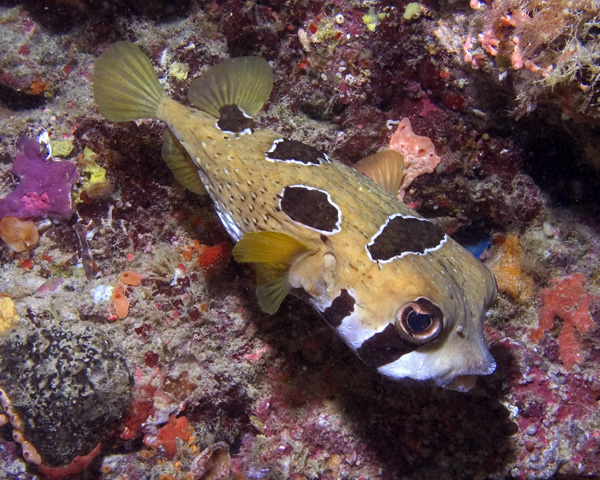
[233,232,312,314]
[354,150,405,196]
[161,131,207,195]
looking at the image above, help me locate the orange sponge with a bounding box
[112,284,129,320]
[0,217,39,252]
[120,270,142,286]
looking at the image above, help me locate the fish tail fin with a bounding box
[93,41,166,122]
[188,56,273,120]
[233,231,310,314]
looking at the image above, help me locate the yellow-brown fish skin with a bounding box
[93,42,497,391]
[157,97,496,389]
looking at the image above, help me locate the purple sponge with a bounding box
[0,138,79,221]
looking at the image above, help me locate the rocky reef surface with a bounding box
[0,1,599,479]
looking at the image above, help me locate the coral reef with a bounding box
[457,0,600,121]
[0,0,599,479]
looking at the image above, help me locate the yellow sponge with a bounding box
[0,297,19,332]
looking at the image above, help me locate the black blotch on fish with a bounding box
[356,324,417,367]
[266,139,329,165]
[217,105,255,133]
[367,215,446,262]
[321,289,355,327]
[280,186,340,233]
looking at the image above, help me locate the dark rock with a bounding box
[0,322,131,468]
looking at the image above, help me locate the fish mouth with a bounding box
[438,354,497,392]
[377,338,496,392]
[445,375,477,392]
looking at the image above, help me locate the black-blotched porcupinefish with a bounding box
[93,41,497,391]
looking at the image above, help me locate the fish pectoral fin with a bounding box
[161,131,207,195]
[354,150,404,196]
[233,232,312,314]
[187,56,273,119]
[255,264,291,315]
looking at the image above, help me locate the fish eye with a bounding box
[395,298,443,344]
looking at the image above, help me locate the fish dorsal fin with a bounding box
[188,56,273,119]
[233,232,311,314]
[161,131,207,195]
[354,150,405,196]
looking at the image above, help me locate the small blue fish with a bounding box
[465,238,491,259]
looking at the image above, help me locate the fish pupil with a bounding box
[406,309,433,332]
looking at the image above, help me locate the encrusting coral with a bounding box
[491,234,536,301]
[0,138,78,221]
[531,273,599,370]
[388,118,441,199]
[0,297,19,333]
[2,1,600,478]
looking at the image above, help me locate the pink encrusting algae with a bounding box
[531,273,599,370]
[388,117,441,200]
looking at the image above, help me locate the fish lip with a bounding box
[376,343,496,389]
[475,354,497,376]
[438,355,496,391]
[443,375,477,392]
